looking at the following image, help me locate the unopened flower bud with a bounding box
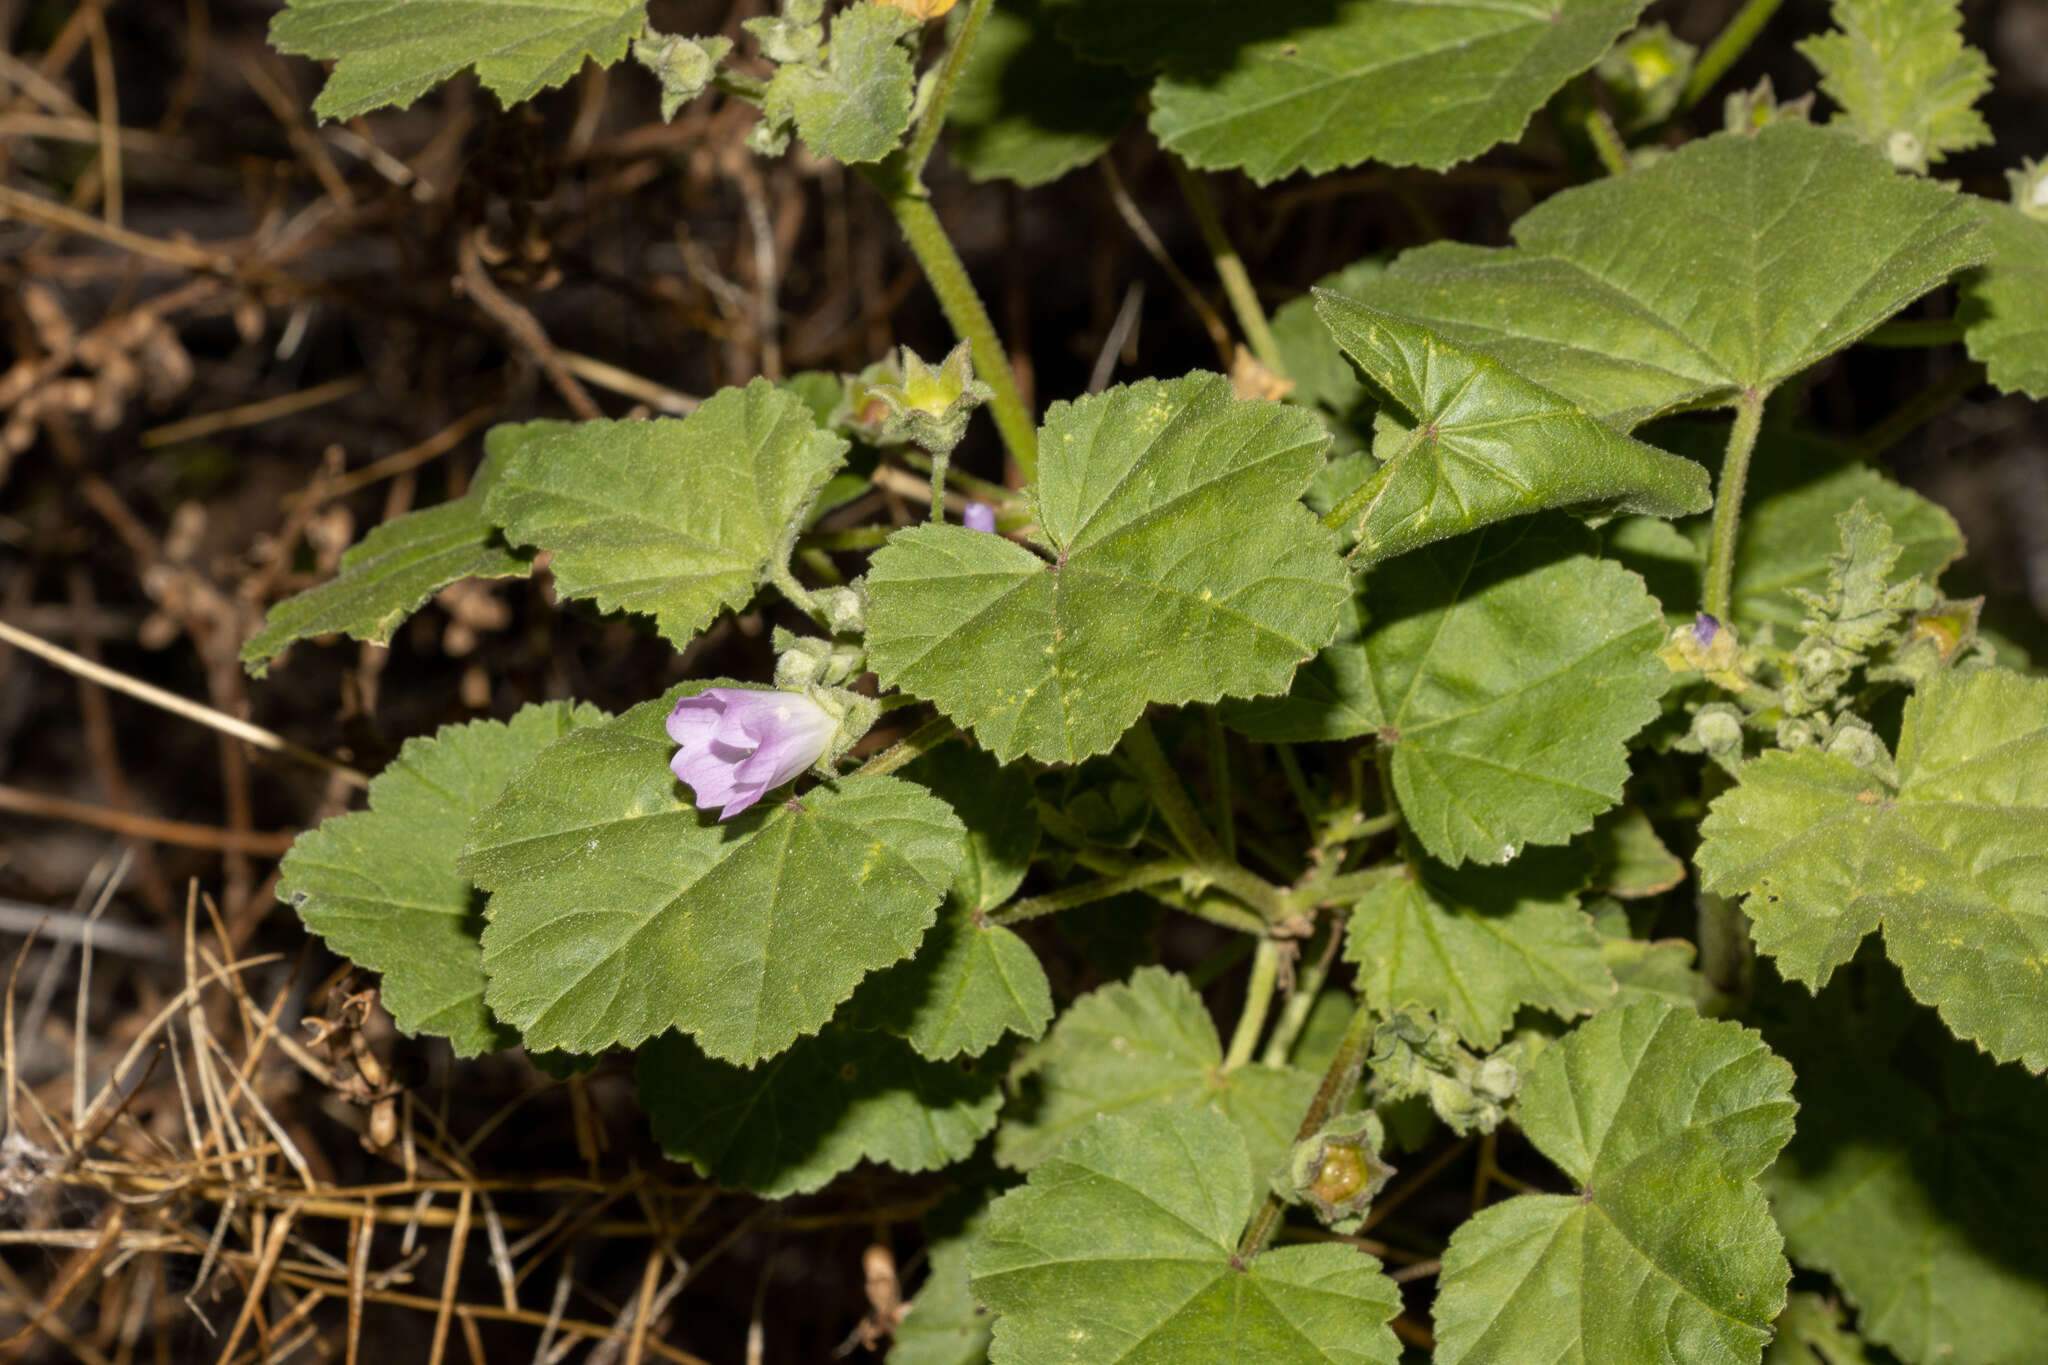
[963,502,997,533]
[668,688,836,819]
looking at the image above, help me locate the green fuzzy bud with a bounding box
[1724,76,1813,135]
[859,341,995,454]
[1596,24,1697,131]
[744,0,824,64]
[633,33,733,121]
[2008,158,2048,222]
[1274,1111,1396,1233]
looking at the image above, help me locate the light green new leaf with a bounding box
[241,430,538,676]
[1048,0,1644,182]
[1330,124,1986,427]
[994,967,1316,1206]
[849,900,1053,1060]
[1315,296,1710,566]
[1434,1001,1797,1365]
[1799,0,1992,173]
[893,1210,994,1365]
[1961,200,2048,400]
[867,375,1348,763]
[278,702,605,1056]
[765,3,918,164]
[1763,968,2048,1365]
[467,689,963,1063]
[1344,849,1612,1048]
[636,1024,1002,1198]
[947,0,1139,187]
[1698,668,2048,1071]
[972,1106,1402,1365]
[483,380,846,647]
[270,0,646,120]
[1229,518,1666,865]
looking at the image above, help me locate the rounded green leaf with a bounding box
[993,967,1317,1206]
[1763,967,2048,1365]
[764,3,918,164]
[1434,1000,1797,1365]
[482,379,847,648]
[1698,667,2048,1071]
[971,1106,1402,1365]
[848,900,1053,1061]
[1230,518,1668,865]
[278,701,606,1056]
[270,0,648,120]
[637,1024,1002,1199]
[867,374,1349,764]
[1332,123,1987,426]
[467,688,964,1063]
[242,429,538,676]
[1314,296,1712,566]
[1961,199,2048,400]
[1343,849,1613,1049]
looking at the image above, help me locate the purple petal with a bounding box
[964,502,997,533]
[665,686,837,820]
[666,693,726,745]
[1693,613,1720,647]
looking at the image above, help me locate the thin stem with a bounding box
[711,69,768,103]
[1850,360,1984,461]
[925,448,951,523]
[1169,158,1285,376]
[850,716,958,777]
[1274,744,1320,825]
[1223,936,1282,1071]
[1584,107,1630,176]
[1702,387,1767,623]
[863,171,1038,479]
[1239,998,1377,1258]
[1679,0,1785,113]
[1122,718,1294,922]
[903,0,996,181]
[1306,862,1407,908]
[993,860,1190,925]
[1261,925,1335,1068]
[1204,709,1236,861]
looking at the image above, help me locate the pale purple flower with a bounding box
[1693,612,1720,648]
[963,502,997,533]
[667,688,835,819]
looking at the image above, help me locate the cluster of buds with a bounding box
[633,32,733,120]
[1368,1009,1522,1138]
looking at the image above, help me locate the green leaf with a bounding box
[1327,124,1986,426]
[1698,667,2048,1071]
[483,379,846,647]
[1273,261,1385,420]
[467,688,963,1064]
[893,1210,994,1365]
[1314,296,1711,566]
[1049,0,1647,183]
[765,3,918,164]
[946,0,1139,187]
[1588,808,1686,900]
[1433,1000,1797,1365]
[849,900,1053,1060]
[1799,0,1992,173]
[994,967,1317,1207]
[867,374,1348,763]
[241,432,535,677]
[971,1106,1402,1365]
[1764,1294,1878,1365]
[278,702,605,1056]
[1961,199,2048,400]
[910,743,1042,913]
[636,1024,1002,1198]
[1228,518,1667,865]
[1344,849,1612,1049]
[270,0,647,120]
[1762,966,2048,1365]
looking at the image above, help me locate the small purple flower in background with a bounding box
[667,688,835,819]
[963,502,997,533]
[1693,612,1720,647]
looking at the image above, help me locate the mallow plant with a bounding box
[250,0,2048,1360]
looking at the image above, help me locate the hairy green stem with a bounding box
[1585,107,1630,176]
[904,0,996,180]
[992,860,1192,926]
[1702,387,1766,624]
[850,715,957,777]
[1260,929,1332,1069]
[1205,709,1236,861]
[1305,862,1407,908]
[1851,360,1984,461]
[1123,718,1293,922]
[1680,0,1785,112]
[926,448,952,522]
[1223,936,1282,1071]
[1239,998,1377,1258]
[1066,847,1270,936]
[1169,159,1285,376]
[864,173,1038,479]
